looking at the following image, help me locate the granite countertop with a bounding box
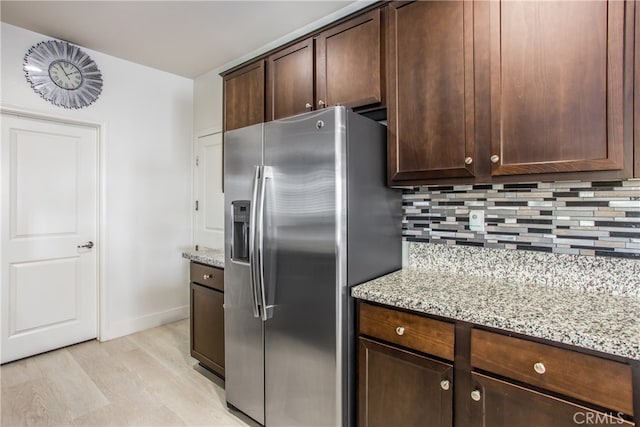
[352,268,640,361]
[182,247,225,268]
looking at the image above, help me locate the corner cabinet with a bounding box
[357,302,454,427]
[488,0,632,177]
[387,0,476,184]
[223,60,265,132]
[266,8,385,121]
[357,301,638,427]
[190,262,225,377]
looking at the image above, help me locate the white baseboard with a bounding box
[99,305,189,341]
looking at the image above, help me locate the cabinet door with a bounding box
[635,1,640,178]
[358,337,453,427]
[190,283,225,377]
[266,38,314,121]
[316,8,384,110]
[223,61,265,132]
[469,373,633,427]
[489,1,629,176]
[387,1,475,184]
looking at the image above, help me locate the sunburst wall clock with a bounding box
[23,40,103,109]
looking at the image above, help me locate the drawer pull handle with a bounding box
[533,362,546,374]
[203,274,212,280]
[490,154,500,164]
[464,157,473,165]
[395,326,405,336]
[440,380,450,391]
[471,390,481,401]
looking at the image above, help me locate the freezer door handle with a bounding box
[248,165,261,318]
[256,166,273,321]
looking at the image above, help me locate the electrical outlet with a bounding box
[469,210,485,232]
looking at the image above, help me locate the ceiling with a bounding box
[0,1,358,78]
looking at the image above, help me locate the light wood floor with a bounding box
[0,319,249,427]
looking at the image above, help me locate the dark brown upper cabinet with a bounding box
[387,1,476,185]
[223,60,265,132]
[488,0,630,176]
[266,8,385,121]
[266,38,315,121]
[635,2,639,178]
[316,8,384,111]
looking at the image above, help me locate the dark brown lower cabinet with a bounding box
[190,264,225,378]
[470,372,634,427]
[358,337,453,427]
[357,301,637,427]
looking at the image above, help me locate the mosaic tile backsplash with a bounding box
[403,179,640,259]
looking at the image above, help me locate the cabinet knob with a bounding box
[464,157,473,165]
[490,155,500,164]
[533,362,546,374]
[440,380,450,391]
[471,390,481,402]
[395,326,405,336]
[318,100,325,108]
[305,103,312,110]
[203,274,212,280]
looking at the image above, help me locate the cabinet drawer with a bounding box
[471,329,634,416]
[190,262,224,291]
[358,302,454,361]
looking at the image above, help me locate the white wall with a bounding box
[192,68,225,249]
[1,23,194,340]
[194,68,223,135]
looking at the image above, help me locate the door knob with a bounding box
[305,103,312,110]
[77,241,94,249]
[318,100,325,108]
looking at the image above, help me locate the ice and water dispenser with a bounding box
[231,200,250,263]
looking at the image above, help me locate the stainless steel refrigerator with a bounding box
[223,106,401,427]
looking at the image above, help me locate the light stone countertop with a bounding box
[352,267,640,361]
[182,247,225,269]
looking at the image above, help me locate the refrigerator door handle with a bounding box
[257,166,273,321]
[248,165,262,318]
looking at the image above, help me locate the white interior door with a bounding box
[194,132,224,249]
[1,113,98,364]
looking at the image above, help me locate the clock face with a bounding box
[24,40,103,109]
[49,60,83,90]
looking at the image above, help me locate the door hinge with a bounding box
[195,156,199,166]
[195,200,199,211]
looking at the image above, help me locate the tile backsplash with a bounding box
[402,180,640,259]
